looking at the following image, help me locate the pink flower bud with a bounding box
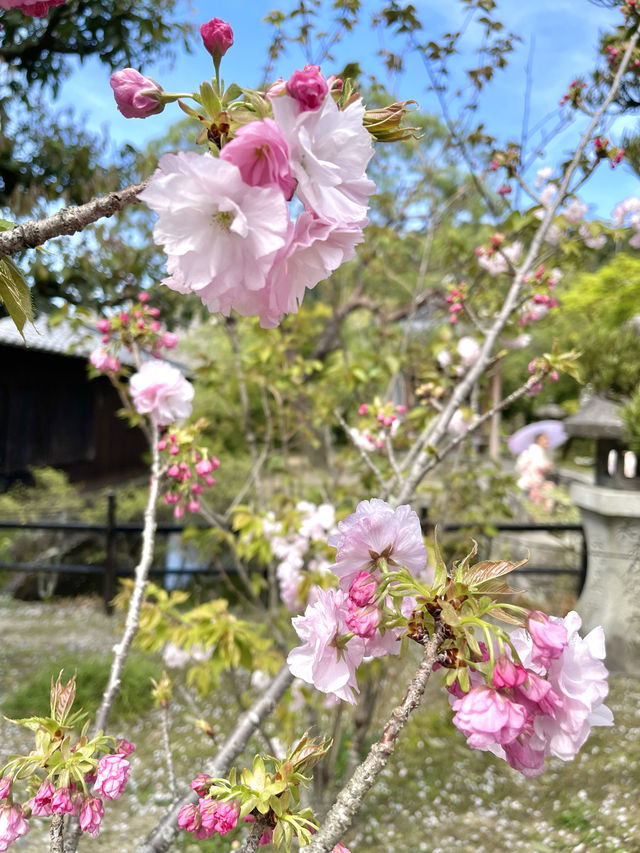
[205,476,216,487]
[358,403,369,415]
[150,307,161,317]
[548,369,559,382]
[169,445,180,456]
[157,440,167,451]
[190,774,213,797]
[528,360,538,374]
[348,570,378,606]
[110,69,165,119]
[138,292,149,302]
[178,803,202,833]
[187,499,200,513]
[195,459,213,476]
[200,18,234,62]
[96,319,111,333]
[191,483,204,494]
[79,795,104,837]
[174,505,185,519]
[492,655,528,689]
[346,600,380,639]
[151,320,161,332]
[285,65,329,111]
[161,332,178,349]
[120,312,128,323]
[116,739,135,756]
[137,320,145,329]
[167,465,180,477]
[396,405,406,414]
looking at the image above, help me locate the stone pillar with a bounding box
[571,481,640,675]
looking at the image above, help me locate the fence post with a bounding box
[104,491,117,613]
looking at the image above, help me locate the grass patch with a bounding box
[2,652,162,721]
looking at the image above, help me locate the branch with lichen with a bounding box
[0,181,149,258]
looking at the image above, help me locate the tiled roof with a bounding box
[0,315,187,371]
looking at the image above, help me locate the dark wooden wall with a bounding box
[0,344,147,488]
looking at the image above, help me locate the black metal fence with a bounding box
[0,493,587,610]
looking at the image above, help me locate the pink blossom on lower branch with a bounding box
[93,753,130,800]
[109,68,164,119]
[0,804,28,852]
[129,360,194,426]
[287,587,365,704]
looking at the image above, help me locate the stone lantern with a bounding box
[564,395,640,673]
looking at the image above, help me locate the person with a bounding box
[516,433,554,510]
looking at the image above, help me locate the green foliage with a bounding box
[114,582,277,694]
[2,652,161,721]
[0,0,193,93]
[0,256,33,339]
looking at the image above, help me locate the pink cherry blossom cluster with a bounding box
[450,611,612,776]
[611,195,640,247]
[287,499,432,703]
[476,238,522,277]
[262,502,336,612]
[137,32,375,328]
[558,78,587,107]
[488,147,518,176]
[526,357,559,396]
[177,796,239,840]
[349,401,407,452]
[89,292,179,377]
[0,744,133,847]
[604,40,640,70]
[445,281,466,323]
[0,0,65,16]
[594,136,625,168]
[159,427,219,519]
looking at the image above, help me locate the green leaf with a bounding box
[199,81,222,117]
[0,257,34,340]
[0,218,15,232]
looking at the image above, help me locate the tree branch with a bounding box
[136,664,294,853]
[0,181,149,258]
[304,623,446,852]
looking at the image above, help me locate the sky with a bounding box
[53,0,640,219]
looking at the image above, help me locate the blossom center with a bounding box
[212,210,234,231]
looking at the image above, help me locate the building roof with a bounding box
[564,395,626,440]
[0,314,187,371]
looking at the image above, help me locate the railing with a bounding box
[0,493,587,610]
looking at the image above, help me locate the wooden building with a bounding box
[0,315,148,489]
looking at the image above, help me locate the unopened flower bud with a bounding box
[110,69,165,119]
[200,17,234,63]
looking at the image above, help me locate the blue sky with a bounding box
[55,0,639,219]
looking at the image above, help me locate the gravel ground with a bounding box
[0,596,638,853]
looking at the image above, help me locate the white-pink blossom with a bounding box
[477,241,522,276]
[457,336,480,367]
[272,91,375,224]
[129,360,193,426]
[579,224,607,250]
[139,152,289,322]
[562,197,587,225]
[287,587,365,703]
[611,195,640,227]
[241,212,365,328]
[0,804,28,852]
[328,498,428,589]
[93,754,130,800]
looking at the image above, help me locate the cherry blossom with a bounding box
[220,118,296,200]
[129,360,194,426]
[287,587,365,703]
[272,89,375,224]
[93,754,130,800]
[110,69,164,119]
[139,152,289,320]
[0,0,65,15]
[328,498,428,589]
[0,804,28,852]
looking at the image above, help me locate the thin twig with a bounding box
[237,814,272,853]
[160,703,177,801]
[93,419,160,733]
